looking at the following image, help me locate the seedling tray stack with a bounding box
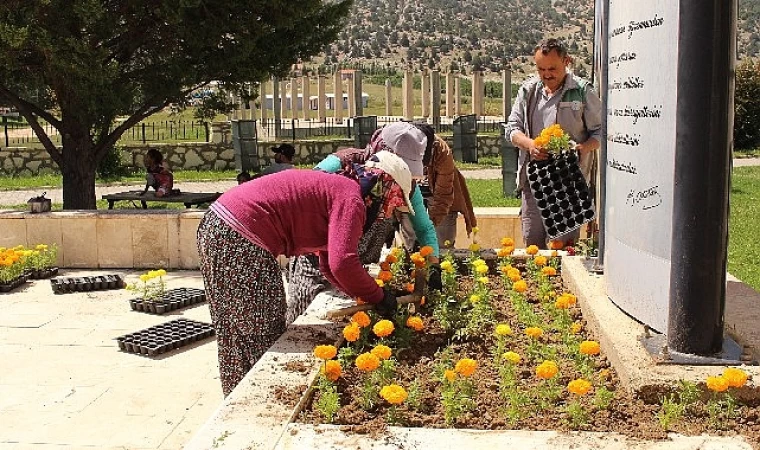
[129,287,206,314]
[115,318,215,356]
[51,274,125,294]
[527,151,595,239]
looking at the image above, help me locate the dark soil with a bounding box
[293,257,760,447]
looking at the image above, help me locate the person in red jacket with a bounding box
[197,151,415,396]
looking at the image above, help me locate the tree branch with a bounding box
[0,85,63,164]
[0,84,63,129]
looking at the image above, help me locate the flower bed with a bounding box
[0,244,57,292]
[297,242,760,444]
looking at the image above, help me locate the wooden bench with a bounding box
[101,190,221,210]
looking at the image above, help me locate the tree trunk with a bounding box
[60,133,97,210]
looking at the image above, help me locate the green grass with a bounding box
[735,148,760,158]
[728,166,760,291]
[0,169,241,191]
[466,179,521,207]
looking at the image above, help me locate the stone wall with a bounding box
[0,135,505,175]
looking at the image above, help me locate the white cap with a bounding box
[377,122,426,177]
[364,151,416,215]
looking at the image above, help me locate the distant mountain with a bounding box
[309,0,760,78]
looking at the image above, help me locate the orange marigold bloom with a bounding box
[536,360,559,379]
[373,319,395,338]
[501,237,515,247]
[542,266,557,277]
[513,280,528,293]
[706,375,729,392]
[564,293,577,306]
[314,345,337,360]
[405,283,415,293]
[380,384,408,405]
[406,316,424,332]
[555,296,570,309]
[380,262,391,271]
[534,255,548,267]
[351,311,371,328]
[343,323,360,342]
[444,369,457,382]
[410,252,426,267]
[419,246,434,257]
[567,379,593,396]
[454,358,477,377]
[323,360,342,381]
[385,254,398,264]
[355,352,381,372]
[356,297,366,305]
[507,268,522,282]
[526,245,539,255]
[579,340,601,355]
[371,344,392,360]
[497,247,514,258]
[420,295,426,306]
[525,327,544,339]
[548,240,565,250]
[723,368,749,388]
[378,270,393,282]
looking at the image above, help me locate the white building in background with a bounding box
[263,93,369,111]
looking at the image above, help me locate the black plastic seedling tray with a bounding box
[0,273,30,293]
[29,267,59,280]
[50,274,125,294]
[129,288,206,315]
[527,151,596,239]
[115,318,215,357]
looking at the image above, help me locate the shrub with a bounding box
[734,59,760,150]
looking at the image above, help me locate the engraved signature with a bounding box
[626,186,662,210]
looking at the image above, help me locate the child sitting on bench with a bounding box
[141,149,175,197]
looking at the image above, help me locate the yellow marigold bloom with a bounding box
[525,327,544,339]
[472,226,480,234]
[568,379,593,396]
[551,250,558,257]
[406,316,424,332]
[351,311,371,328]
[455,358,477,377]
[444,369,457,382]
[469,243,481,252]
[473,258,486,267]
[536,360,559,379]
[503,351,521,364]
[373,319,395,338]
[723,368,749,388]
[323,360,342,381]
[501,237,515,247]
[526,245,539,255]
[534,256,548,267]
[378,270,393,282]
[534,135,550,147]
[139,274,150,282]
[441,260,454,272]
[371,344,392,360]
[156,269,167,277]
[343,323,360,342]
[390,247,402,257]
[579,340,601,355]
[380,384,408,405]
[564,294,577,306]
[419,246,434,257]
[469,294,481,303]
[443,240,452,247]
[507,268,522,282]
[513,280,528,293]
[314,345,337,360]
[555,296,570,309]
[355,352,381,372]
[571,322,583,334]
[599,369,611,380]
[375,279,385,288]
[706,375,729,392]
[542,266,557,277]
[475,264,489,274]
[495,324,512,336]
[478,276,489,285]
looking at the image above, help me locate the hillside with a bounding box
[307,0,760,80]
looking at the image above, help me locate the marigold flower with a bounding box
[723,368,749,388]
[355,352,381,372]
[564,294,577,306]
[139,274,150,282]
[420,296,426,306]
[314,345,337,360]
[571,322,583,334]
[351,311,371,328]
[555,296,570,309]
[525,327,544,339]
[380,262,391,271]
[535,256,548,267]
[405,283,415,293]
[323,360,342,381]
[410,252,426,267]
[579,340,601,355]
[469,294,481,303]
[475,264,489,275]
[375,279,385,287]
[478,277,489,285]
[503,351,521,364]
[441,260,454,272]
[495,324,512,336]
[444,240,452,247]
[567,378,592,396]
[156,269,167,277]
[371,344,392,360]
[469,243,481,252]
[419,246,434,257]
[497,247,513,258]
[380,384,408,405]
[536,360,559,379]
[373,319,395,338]
[406,316,424,332]
[507,268,522,282]
[378,270,393,282]
[706,375,729,392]
[444,369,457,382]
[473,258,486,267]
[542,266,557,277]
[356,297,366,305]
[343,323,360,342]
[35,244,48,251]
[385,254,398,264]
[455,358,477,377]
[472,226,480,234]
[526,245,539,255]
[513,280,527,293]
[598,369,611,380]
[501,237,515,247]
[548,240,565,250]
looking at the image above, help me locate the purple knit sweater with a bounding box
[210,169,384,304]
